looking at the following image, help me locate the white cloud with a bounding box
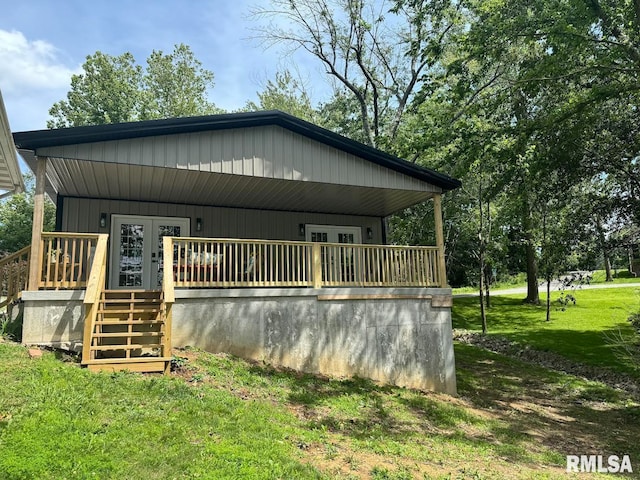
[0,29,80,94]
[0,29,82,131]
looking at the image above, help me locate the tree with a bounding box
[252,0,463,148]
[243,70,318,122]
[141,44,220,120]
[48,52,142,128]
[48,44,220,128]
[0,175,55,254]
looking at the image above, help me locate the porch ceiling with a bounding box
[0,90,24,197]
[37,156,432,216]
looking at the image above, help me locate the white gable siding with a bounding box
[38,125,438,193]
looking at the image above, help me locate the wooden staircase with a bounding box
[81,290,172,373]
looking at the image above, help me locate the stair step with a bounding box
[92,332,163,338]
[95,319,164,325]
[97,308,161,314]
[91,343,162,351]
[101,299,161,304]
[83,357,171,373]
[83,356,172,364]
[102,289,161,294]
[83,289,168,374]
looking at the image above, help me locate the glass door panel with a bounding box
[112,219,152,289]
[111,215,190,289]
[153,221,188,288]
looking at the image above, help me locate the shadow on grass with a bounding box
[233,341,640,471]
[455,343,640,465]
[190,337,639,471]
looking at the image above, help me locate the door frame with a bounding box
[109,214,191,289]
[305,224,362,244]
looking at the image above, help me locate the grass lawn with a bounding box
[453,287,640,375]
[1,339,639,479]
[452,270,640,295]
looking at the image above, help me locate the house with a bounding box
[4,110,460,394]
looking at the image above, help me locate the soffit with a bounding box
[44,158,432,216]
[0,91,23,196]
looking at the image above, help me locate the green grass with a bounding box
[590,269,640,284]
[452,270,640,294]
[453,287,640,375]
[1,340,638,479]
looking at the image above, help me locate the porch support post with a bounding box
[433,193,448,287]
[312,243,322,289]
[28,156,47,290]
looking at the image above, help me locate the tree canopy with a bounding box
[48,44,221,128]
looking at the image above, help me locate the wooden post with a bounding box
[28,156,47,290]
[312,243,322,289]
[433,193,448,287]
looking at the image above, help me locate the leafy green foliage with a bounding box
[0,175,55,254]
[244,70,318,122]
[48,44,221,128]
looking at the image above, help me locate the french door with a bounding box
[306,225,362,282]
[110,215,190,289]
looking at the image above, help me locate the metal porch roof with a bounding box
[13,110,461,192]
[13,111,460,216]
[0,90,24,198]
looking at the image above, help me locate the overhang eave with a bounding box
[24,154,436,217]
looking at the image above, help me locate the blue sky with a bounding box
[0,0,329,132]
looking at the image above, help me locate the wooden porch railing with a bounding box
[167,237,444,288]
[39,233,100,290]
[171,237,314,288]
[0,246,31,309]
[319,244,442,287]
[82,234,109,363]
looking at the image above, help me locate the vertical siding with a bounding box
[41,125,437,193]
[62,197,384,244]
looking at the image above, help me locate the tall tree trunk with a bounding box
[484,197,492,308]
[546,273,551,322]
[596,218,613,282]
[604,255,613,282]
[522,201,540,305]
[479,183,488,333]
[543,210,551,321]
[479,262,487,334]
[484,264,491,309]
[524,242,540,304]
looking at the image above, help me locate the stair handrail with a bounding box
[161,236,175,369]
[0,245,31,309]
[82,234,108,363]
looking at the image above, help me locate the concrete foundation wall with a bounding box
[173,288,456,394]
[20,287,456,394]
[21,290,85,352]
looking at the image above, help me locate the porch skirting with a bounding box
[21,287,456,394]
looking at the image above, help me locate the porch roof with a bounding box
[14,111,461,216]
[0,90,24,198]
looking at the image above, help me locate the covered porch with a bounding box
[8,112,459,393]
